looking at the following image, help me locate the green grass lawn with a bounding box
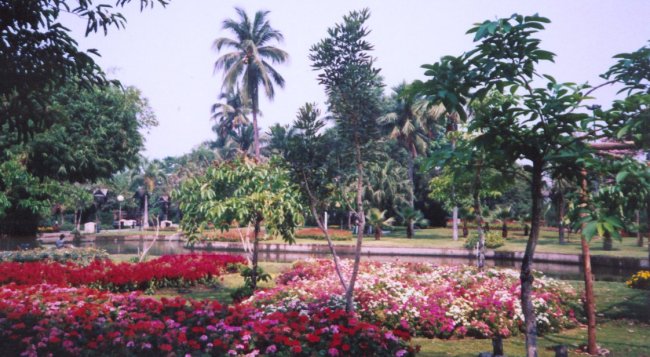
[94,229,179,237]
[260,227,649,259]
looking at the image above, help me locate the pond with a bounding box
[69,239,637,282]
[0,236,639,282]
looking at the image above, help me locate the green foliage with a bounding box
[397,206,430,228]
[464,231,505,249]
[1,0,167,143]
[26,84,155,182]
[175,158,304,243]
[310,8,384,150]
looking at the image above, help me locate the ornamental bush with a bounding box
[626,270,650,290]
[0,247,108,265]
[464,231,505,249]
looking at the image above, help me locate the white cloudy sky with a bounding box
[64,0,650,159]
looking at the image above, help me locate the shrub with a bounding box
[626,270,650,290]
[464,231,505,249]
[295,227,352,241]
[0,247,108,265]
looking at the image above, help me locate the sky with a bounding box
[64,1,650,159]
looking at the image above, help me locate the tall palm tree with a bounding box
[131,160,167,229]
[379,83,443,236]
[213,7,288,160]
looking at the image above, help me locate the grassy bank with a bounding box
[261,227,648,259]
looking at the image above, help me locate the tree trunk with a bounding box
[579,169,598,355]
[636,210,643,247]
[374,226,381,240]
[345,143,366,313]
[406,220,414,238]
[492,336,504,357]
[603,231,613,251]
[450,125,459,242]
[558,189,566,244]
[473,160,485,270]
[462,219,469,238]
[407,149,416,240]
[311,206,348,291]
[521,161,543,357]
[502,222,508,238]
[142,194,149,229]
[251,218,261,290]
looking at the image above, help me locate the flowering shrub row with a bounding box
[0,283,415,356]
[248,259,579,339]
[295,228,352,241]
[626,270,650,290]
[0,247,109,265]
[199,228,273,242]
[0,254,245,292]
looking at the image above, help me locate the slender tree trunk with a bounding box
[450,120,459,241]
[252,109,260,160]
[311,206,348,291]
[142,194,149,229]
[251,218,261,290]
[492,336,504,357]
[462,218,469,238]
[374,226,381,240]
[558,189,566,245]
[407,149,416,240]
[636,210,643,247]
[521,161,543,357]
[345,142,365,313]
[473,160,485,270]
[502,221,508,238]
[603,231,613,251]
[406,220,414,239]
[580,169,598,355]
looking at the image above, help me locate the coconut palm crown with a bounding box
[213,7,288,160]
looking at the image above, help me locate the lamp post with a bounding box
[93,188,108,233]
[117,195,124,230]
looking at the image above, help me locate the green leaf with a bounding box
[615,171,629,183]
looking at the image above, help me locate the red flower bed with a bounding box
[295,228,352,241]
[0,254,245,292]
[0,284,415,356]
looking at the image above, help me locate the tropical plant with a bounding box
[211,87,250,138]
[175,158,303,289]
[366,208,395,240]
[213,7,288,159]
[396,206,429,238]
[310,8,385,312]
[379,83,443,236]
[131,160,167,229]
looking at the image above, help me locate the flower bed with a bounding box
[0,284,415,356]
[0,254,246,292]
[626,270,650,290]
[0,247,108,265]
[199,228,273,242]
[248,259,579,339]
[295,228,352,241]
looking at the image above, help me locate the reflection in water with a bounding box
[75,240,637,282]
